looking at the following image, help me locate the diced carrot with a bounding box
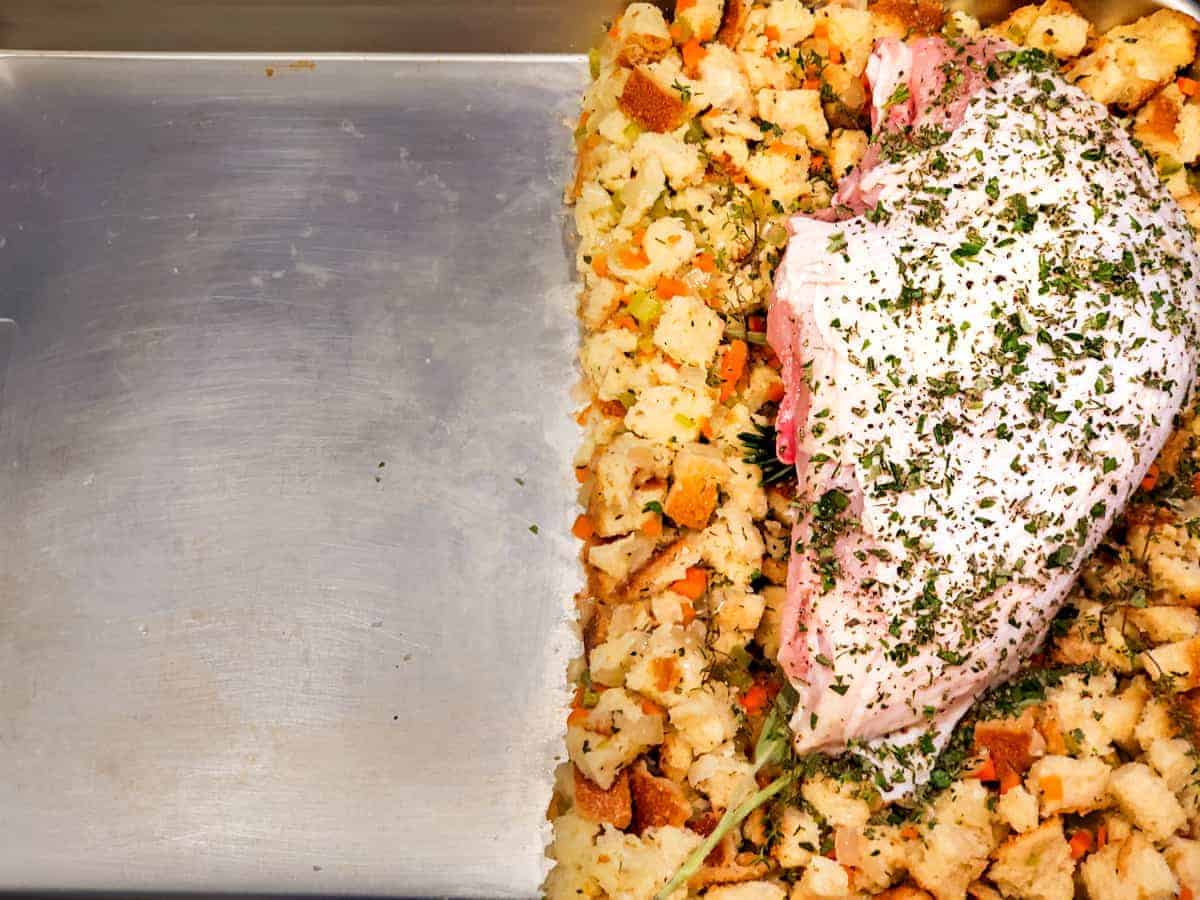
[828,46,843,64]
[766,381,786,403]
[677,0,697,9]
[899,824,920,840]
[679,599,696,625]
[823,847,837,860]
[1179,76,1199,96]
[632,227,647,247]
[641,514,663,538]
[670,566,708,600]
[813,20,829,38]
[682,37,708,72]
[699,418,714,440]
[695,252,717,273]
[971,758,997,782]
[1181,886,1194,900]
[609,23,621,39]
[599,399,627,417]
[1096,824,1107,850]
[618,246,650,269]
[719,383,736,402]
[739,682,771,715]
[592,253,609,279]
[640,697,665,716]
[568,708,590,726]
[1000,768,1022,795]
[767,141,806,157]
[1069,830,1094,860]
[1142,462,1160,492]
[748,315,766,332]
[572,515,595,541]
[810,153,827,172]
[614,314,640,332]
[1039,774,1063,803]
[764,26,781,42]
[803,76,821,90]
[719,339,749,385]
[656,275,689,299]
[575,404,593,425]
[575,466,590,483]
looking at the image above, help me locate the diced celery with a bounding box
[627,291,663,326]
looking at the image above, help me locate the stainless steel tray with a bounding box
[0,53,583,895]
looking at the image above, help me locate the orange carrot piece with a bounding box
[999,768,1022,794]
[641,514,663,538]
[567,708,590,726]
[575,466,590,483]
[592,253,610,278]
[766,381,786,403]
[1039,774,1063,803]
[1142,462,1160,492]
[971,758,997,782]
[719,339,749,384]
[803,76,821,90]
[670,566,708,600]
[679,599,696,625]
[739,682,771,715]
[640,697,665,716]
[1096,824,1107,850]
[828,46,843,64]
[812,20,829,38]
[614,314,640,332]
[572,515,595,541]
[682,37,708,72]
[899,824,919,840]
[699,418,714,440]
[695,252,717,273]
[764,25,781,42]
[656,275,689,299]
[617,246,650,269]
[1179,76,1199,96]
[1181,887,1194,900]
[1069,830,1094,860]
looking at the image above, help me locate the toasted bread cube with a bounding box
[987,818,1074,900]
[995,0,1090,59]
[620,66,686,133]
[1028,755,1110,815]
[1142,636,1200,692]
[616,3,673,66]
[996,784,1040,834]
[1108,762,1187,843]
[870,0,946,37]
[757,89,829,149]
[653,293,725,369]
[766,0,816,46]
[573,764,632,829]
[1134,83,1200,166]
[1080,832,1178,900]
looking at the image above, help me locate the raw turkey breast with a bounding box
[767,36,1200,788]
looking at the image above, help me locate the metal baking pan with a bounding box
[0,0,1195,896]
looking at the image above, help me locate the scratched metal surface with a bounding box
[0,56,583,894]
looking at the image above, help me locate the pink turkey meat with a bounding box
[768,36,1200,788]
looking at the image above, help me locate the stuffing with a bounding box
[566,687,666,790]
[1043,671,1127,756]
[625,377,717,445]
[629,759,692,833]
[707,882,789,900]
[700,503,767,588]
[745,143,813,205]
[828,129,868,181]
[724,457,769,520]
[973,710,1039,779]
[994,0,1090,59]
[773,804,822,868]
[986,818,1074,900]
[644,215,700,279]
[707,134,752,172]
[1141,635,1200,691]
[757,89,829,149]
[543,812,602,900]
[1126,604,1200,645]
[653,293,725,368]
[625,622,709,705]
[620,66,687,133]
[1107,762,1187,843]
[619,170,672,244]
[669,682,741,752]
[1027,755,1110,816]
[1165,838,1200,895]
[840,825,908,893]
[1133,83,1200,166]
[1130,517,1200,606]
[589,609,652,686]
[688,742,758,810]
[757,585,786,658]
[1079,832,1179,900]
[664,443,729,529]
[659,728,695,782]
[717,0,752,49]
[589,532,658,582]
[1066,9,1199,110]
[908,781,996,900]
[1134,696,1179,751]
[581,328,639,402]
[996,784,1039,834]
[634,131,705,190]
[711,587,766,653]
[675,0,724,43]
[744,364,784,414]
[802,777,871,831]
[817,6,876,76]
[592,824,704,900]
[1145,736,1200,795]
[766,0,816,46]
[695,44,755,115]
[791,857,854,900]
[616,3,673,66]
[580,276,623,331]
[573,764,633,829]
[626,536,704,601]
[870,0,946,37]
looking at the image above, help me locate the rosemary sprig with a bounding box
[739,421,796,487]
[655,700,795,900]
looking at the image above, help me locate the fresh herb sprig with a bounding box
[740,422,797,487]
